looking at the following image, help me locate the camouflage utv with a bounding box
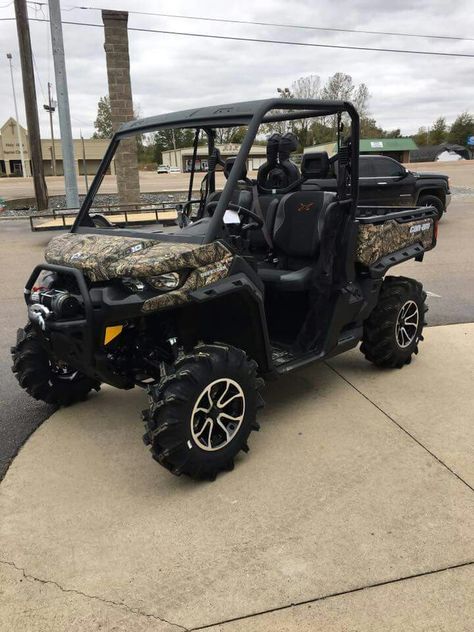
[12,99,438,480]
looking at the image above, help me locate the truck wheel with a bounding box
[11,325,100,406]
[418,194,444,219]
[361,277,427,369]
[143,343,264,480]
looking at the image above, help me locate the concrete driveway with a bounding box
[1,323,473,631]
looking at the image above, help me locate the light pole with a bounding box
[44,82,57,176]
[48,0,79,208]
[6,52,27,178]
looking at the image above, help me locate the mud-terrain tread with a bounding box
[361,276,428,369]
[143,343,263,480]
[11,324,100,406]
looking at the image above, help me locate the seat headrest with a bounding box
[208,147,225,172]
[266,133,281,165]
[301,152,329,179]
[223,156,247,181]
[278,132,298,160]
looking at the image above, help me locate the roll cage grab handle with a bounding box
[71,99,359,237]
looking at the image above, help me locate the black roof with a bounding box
[411,143,470,162]
[117,98,354,136]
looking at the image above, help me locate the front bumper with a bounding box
[445,193,451,209]
[24,263,133,388]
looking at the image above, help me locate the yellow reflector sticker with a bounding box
[104,325,123,345]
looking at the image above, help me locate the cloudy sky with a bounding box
[0,0,473,139]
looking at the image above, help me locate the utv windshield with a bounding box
[72,99,359,242]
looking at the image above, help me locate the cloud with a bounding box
[0,0,472,139]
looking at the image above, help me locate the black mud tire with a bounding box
[361,276,427,369]
[418,194,444,219]
[142,343,264,480]
[11,325,100,406]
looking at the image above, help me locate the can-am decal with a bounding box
[409,222,431,234]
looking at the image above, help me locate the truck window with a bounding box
[372,157,405,178]
[359,157,374,177]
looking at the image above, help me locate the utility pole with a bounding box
[14,0,48,209]
[171,128,177,167]
[44,82,57,176]
[6,53,27,178]
[48,0,79,208]
[80,130,89,191]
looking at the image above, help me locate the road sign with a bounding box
[467,135,474,146]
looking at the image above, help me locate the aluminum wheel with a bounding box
[191,378,245,451]
[395,300,419,348]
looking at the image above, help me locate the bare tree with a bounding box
[264,73,370,147]
[263,75,323,144]
[322,73,370,130]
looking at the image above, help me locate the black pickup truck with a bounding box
[359,155,451,217]
[313,154,451,217]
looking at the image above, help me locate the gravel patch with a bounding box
[0,192,187,217]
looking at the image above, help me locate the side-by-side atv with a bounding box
[12,99,439,480]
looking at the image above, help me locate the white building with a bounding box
[0,117,114,177]
[162,143,268,172]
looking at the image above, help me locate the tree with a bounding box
[92,96,113,139]
[430,117,448,145]
[286,75,323,147]
[264,75,324,145]
[383,128,402,139]
[360,117,384,138]
[321,73,370,120]
[214,127,248,144]
[412,126,430,146]
[448,112,474,146]
[153,128,196,164]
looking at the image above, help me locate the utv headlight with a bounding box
[122,277,146,293]
[147,272,181,291]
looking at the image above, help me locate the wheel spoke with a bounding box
[401,327,410,345]
[218,391,242,409]
[194,417,212,441]
[216,380,231,407]
[206,418,214,448]
[218,411,244,423]
[215,417,231,442]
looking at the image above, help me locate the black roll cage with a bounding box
[72,98,360,242]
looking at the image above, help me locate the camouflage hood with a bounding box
[45,232,233,283]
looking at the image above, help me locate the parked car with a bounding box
[169,166,181,173]
[157,164,170,174]
[310,154,451,218]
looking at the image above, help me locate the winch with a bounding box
[29,288,82,323]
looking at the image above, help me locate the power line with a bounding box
[71,5,474,43]
[23,17,474,59]
[21,2,474,43]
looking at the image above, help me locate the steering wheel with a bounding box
[206,201,264,228]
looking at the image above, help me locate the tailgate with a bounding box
[356,206,437,267]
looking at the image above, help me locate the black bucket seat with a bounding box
[258,190,337,291]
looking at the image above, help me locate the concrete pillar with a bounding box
[102,10,140,206]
